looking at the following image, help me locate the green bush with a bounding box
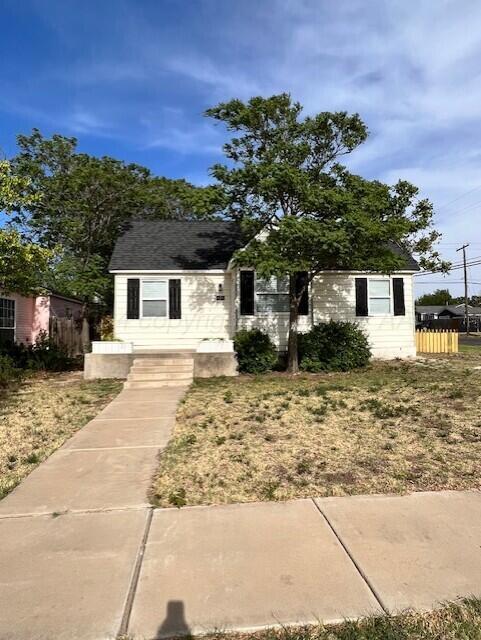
[299,321,371,372]
[234,329,278,374]
[0,354,23,388]
[0,332,74,373]
[27,332,75,371]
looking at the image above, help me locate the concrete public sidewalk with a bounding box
[0,385,480,639]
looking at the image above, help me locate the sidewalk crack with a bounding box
[118,507,154,638]
[311,498,389,614]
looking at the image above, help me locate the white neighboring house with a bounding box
[109,220,418,359]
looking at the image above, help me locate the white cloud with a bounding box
[4,0,481,294]
[146,122,221,155]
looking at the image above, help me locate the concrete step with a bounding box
[124,380,191,389]
[134,352,194,359]
[127,372,193,381]
[130,363,193,373]
[133,357,194,366]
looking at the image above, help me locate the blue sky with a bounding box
[2,0,481,297]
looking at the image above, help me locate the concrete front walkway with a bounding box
[0,384,480,639]
[0,384,187,639]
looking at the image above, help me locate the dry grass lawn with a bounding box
[0,373,122,499]
[152,352,481,507]
[202,598,481,640]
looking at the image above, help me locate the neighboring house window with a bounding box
[256,275,289,313]
[142,280,168,317]
[368,279,391,315]
[0,297,15,343]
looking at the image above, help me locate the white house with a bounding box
[107,220,418,360]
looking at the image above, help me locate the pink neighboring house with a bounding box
[0,291,83,345]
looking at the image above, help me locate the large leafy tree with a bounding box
[0,229,52,295]
[8,130,220,306]
[206,94,444,372]
[0,160,51,294]
[416,289,481,307]
[416,289,453,306]
[0,159,39,212]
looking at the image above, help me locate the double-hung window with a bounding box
[0,297,15,343]
[142,280,168,318]
[256,275,289,313]
[368,280,391,315]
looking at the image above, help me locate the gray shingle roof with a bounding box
[415,305,446,314]
[386,243,419,271]
[109,220,245,271]
[109,219,420,272]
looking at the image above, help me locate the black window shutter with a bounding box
[240,271,255,315]
[296,272,309,315]
[393,277,405,316]
[169,279,182,319]
[127,279,140,319]
[355,278,368,317]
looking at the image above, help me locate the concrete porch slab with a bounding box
[316,490,481,613]
[128,499,382,639]
[62,417,174,450]
[98,400,181,420]
[0,447,158,516]
[0,509,147,640]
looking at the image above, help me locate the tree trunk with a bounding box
[287,274,300,374]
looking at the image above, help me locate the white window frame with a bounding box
[140,278,169,319]
[367,278,392,316]
[255,274,290,314]
[0,296,16,341]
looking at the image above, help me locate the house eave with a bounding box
[110,269,228,275]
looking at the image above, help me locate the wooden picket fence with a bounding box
[416,329,459,354]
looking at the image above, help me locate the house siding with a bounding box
[235,269,311,349]
[7,293,36,345]
[31,296,50,343]
[0,292,39,344]
[1,292,84,345]
[237,270,415,357]
[112,270,416,358]
[113,272,235,349]
[312,272,416,358]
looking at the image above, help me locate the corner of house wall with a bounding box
[31,295,50,342]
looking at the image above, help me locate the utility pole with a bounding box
[456,243,470,335]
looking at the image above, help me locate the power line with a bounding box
[415,256,481,272]
[436,185,481,212]
[435,254,481,270]
[444,197,481,218]
[414,280,481,285]
[414,258,481,277]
